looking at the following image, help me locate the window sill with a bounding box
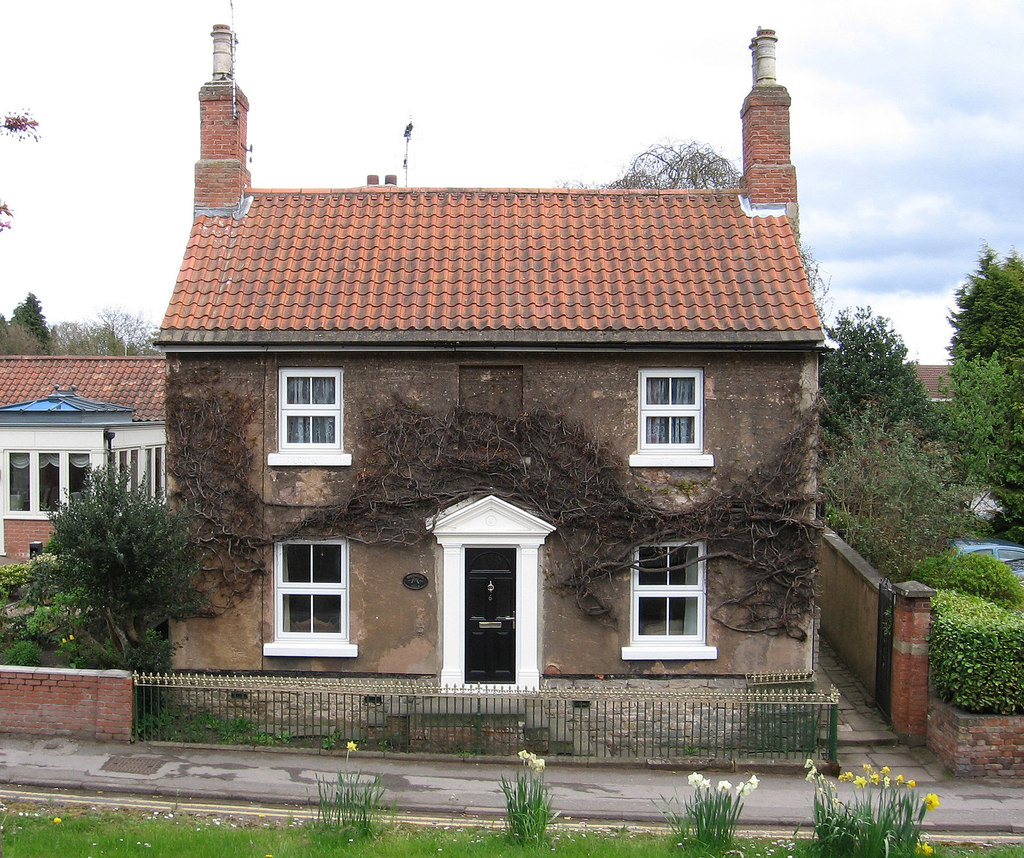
[263,641,358,658]
[268,452,353,467]
[621,644,718,661]
[629,452,715,468]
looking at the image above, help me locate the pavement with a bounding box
[0,644,1022,840]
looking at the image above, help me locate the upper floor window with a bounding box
[629,369,714,468]
[269,369,351,467]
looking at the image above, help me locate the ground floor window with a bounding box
[263,539,358,658]
[621,540,717,661]
[6,451,92,514]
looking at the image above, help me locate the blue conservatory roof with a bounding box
[0,386,135,425]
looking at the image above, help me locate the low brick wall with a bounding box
[928,694,1024,777]
[2,517,54,559]
[0,665,133,742]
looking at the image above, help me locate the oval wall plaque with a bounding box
[402,572,429,591]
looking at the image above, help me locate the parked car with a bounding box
[951,538,1024,579]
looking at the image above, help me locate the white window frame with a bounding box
[4,450,95,516]
[629,368,714,468]
[263,539,358,658]
[269,368,352,466]
[621,540,717,661]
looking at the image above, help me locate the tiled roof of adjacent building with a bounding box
[916,363,952,400]
[0,356,165,422]
[161,187,823,348]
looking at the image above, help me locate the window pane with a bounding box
[670,377,695,405]
[668,597,699,636]
[287,415,311,444]
[669,416,695,445]
[668,545,699,586]
[311,376,336,405]
[9,453,30,511]
[39,453,60,511]
[283,593,312,632]
[286,376,311,405]
[153,448,164,494]
[310,416,336,444]
[69,455,89,496]
[638,546,668,587]
[284,545,312,582]
[646,416,669,445]
[312,595,342,633]
[646,377,670,405]
[638,597,667,635]
[311,544,342,582]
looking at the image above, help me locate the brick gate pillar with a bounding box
[890,581,935,746]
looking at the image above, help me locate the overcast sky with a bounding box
[4,1,1022,364]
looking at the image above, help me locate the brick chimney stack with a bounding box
[195,25,251,213]
[740,28,798,225]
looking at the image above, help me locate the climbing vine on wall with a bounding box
[167,367,820,637]
[292,400,822,639]
[166,364,267,613]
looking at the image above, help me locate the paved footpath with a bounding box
[1,736,1022,839]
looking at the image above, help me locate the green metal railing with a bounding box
[133,673,838,763]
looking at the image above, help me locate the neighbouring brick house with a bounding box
[0,355,166,558]
[159,26,824,688]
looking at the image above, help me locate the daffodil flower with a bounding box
[923,793,940,812]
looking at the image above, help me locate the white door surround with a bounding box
[431,495,554,689]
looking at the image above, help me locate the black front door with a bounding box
[465,547,516,683]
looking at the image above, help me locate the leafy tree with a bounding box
[608,139,741,190]
[41,466,206,671]
[1,111,40,231]
[819,306,935,445]
[950,248,1024,361]
[821,414,979,581]
[11,292,49,350]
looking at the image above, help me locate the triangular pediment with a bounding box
[431,495,554,539]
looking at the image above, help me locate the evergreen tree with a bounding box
[950,248,1024,361]
[11,292,49,350]
[819,306,935,446]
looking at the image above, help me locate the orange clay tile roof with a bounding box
[0,356,165,422]
[160,187,823,348]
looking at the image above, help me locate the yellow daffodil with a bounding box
[916,842,934,855]
[870,772,880,785]
[862,763,873,772]
[907,779,917,788]
[853,776,868,788]
[896,774,906,785]
[53,817,62,824]
[346,740,357,752]
[923,793,940,812]
[838,771,854,782]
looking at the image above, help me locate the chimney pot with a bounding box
[367,174,380,185]
[211,24,234,81]
[750,27,778,86]
[384,174,398,185]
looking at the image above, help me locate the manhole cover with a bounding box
[101,755,164,775]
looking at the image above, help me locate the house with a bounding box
[159,26,824,689]
[915,364,951,402]
[0,355,166,558]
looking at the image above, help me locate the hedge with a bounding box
[915,551,1024,609]
[930,590,1024,714]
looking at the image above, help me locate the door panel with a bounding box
[465,547,516,683]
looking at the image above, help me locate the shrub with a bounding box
[1,639,42,666]
[0,562,32,596]
[930,590,1024,714]
[915,552,1024,609]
